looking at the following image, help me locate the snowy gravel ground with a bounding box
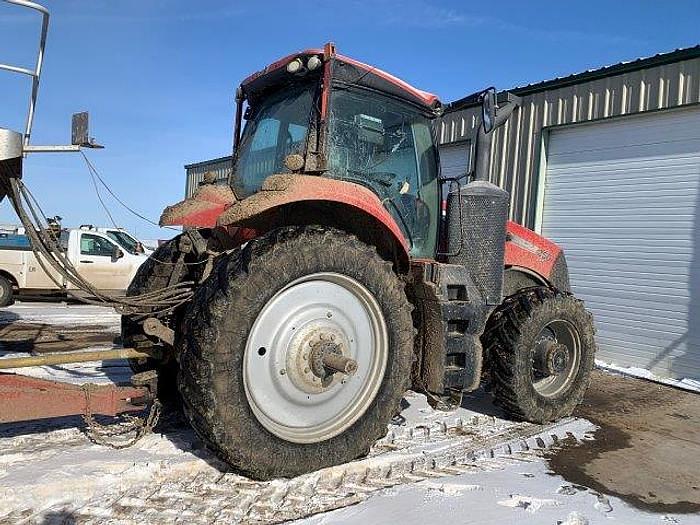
[297,453,694,525]
[0,302,694,524]
[0,301,128,385]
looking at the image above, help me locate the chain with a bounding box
[81,384,162,450]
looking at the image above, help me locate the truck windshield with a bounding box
[106,230,140,254]
[327,88,439,258]
[232,82,316,198]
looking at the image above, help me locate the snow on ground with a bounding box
[297,456,694,525]
[0,301,121,327]
[0,302,694,524]
[1,389,597,523]
[596,359,700,394]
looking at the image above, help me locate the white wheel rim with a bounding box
[243,272,388,444]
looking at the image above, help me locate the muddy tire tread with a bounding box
[482,287,596,423]
[177,225,414,480]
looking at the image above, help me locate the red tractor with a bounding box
[122,43,596,479]
[0,4,595,480]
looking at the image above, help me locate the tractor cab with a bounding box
[228,44,443,257]
[162,44,506,264]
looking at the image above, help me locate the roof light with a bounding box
[307,55,322,71]
[287,58,304,74]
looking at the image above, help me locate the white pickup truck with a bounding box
[0,228,149,306]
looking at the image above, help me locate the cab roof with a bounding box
[241,46,441,112]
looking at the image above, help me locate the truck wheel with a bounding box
[483,287,595,423]
[0,276,14,307]
[177,226,413,480]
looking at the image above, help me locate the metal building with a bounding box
[185,46,700,384]
[440,46,700,383]
[184,155,232,198]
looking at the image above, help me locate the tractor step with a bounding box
[411,262,493,394]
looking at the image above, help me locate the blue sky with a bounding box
[1,0,698,240]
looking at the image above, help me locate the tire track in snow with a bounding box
[3,406,594,524]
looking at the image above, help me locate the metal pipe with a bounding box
[22,144,81,153]
[0,347,160,370]
[0,63,36,77]
[474,97,520,182]
[1,0,50,146]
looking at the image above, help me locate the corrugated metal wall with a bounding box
[437,56,700,229]
[184,156,233,198]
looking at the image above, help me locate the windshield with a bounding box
[232,82,317,198]
[327,88,439,258]
[106,230,141,254]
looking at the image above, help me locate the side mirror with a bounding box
[480,88,497,134]
[112,246,124,260]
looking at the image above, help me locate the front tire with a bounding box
[483,287,595,423]
[177,226,414,480]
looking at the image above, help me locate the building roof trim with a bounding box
[184,155,233,170]
[449,45,700,111]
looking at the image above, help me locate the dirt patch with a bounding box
[0,322,117,354]
[545,370,700,514]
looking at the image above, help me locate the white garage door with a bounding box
[541,107,700,382]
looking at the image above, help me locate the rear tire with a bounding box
[0,276,14,307]
[483,287,595,423]
[177,226,414,480]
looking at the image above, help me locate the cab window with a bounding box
[328,88,439,257]
[80,234,116,257]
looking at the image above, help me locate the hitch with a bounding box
[0,373,155,424]
[142,317,175,346]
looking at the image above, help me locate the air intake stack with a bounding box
[447,181,509,305]
[445,90,521,305]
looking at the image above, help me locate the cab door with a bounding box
[74,232,131,291]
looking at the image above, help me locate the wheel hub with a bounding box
[531,319,582,398]
[243,272,388,443]
[309,339,358,379]
[286,326,348,394]
[545,342,569,374]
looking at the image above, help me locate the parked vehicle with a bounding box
[78,225,154,255]
[0,228,148,305]
[0,1,596,482]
